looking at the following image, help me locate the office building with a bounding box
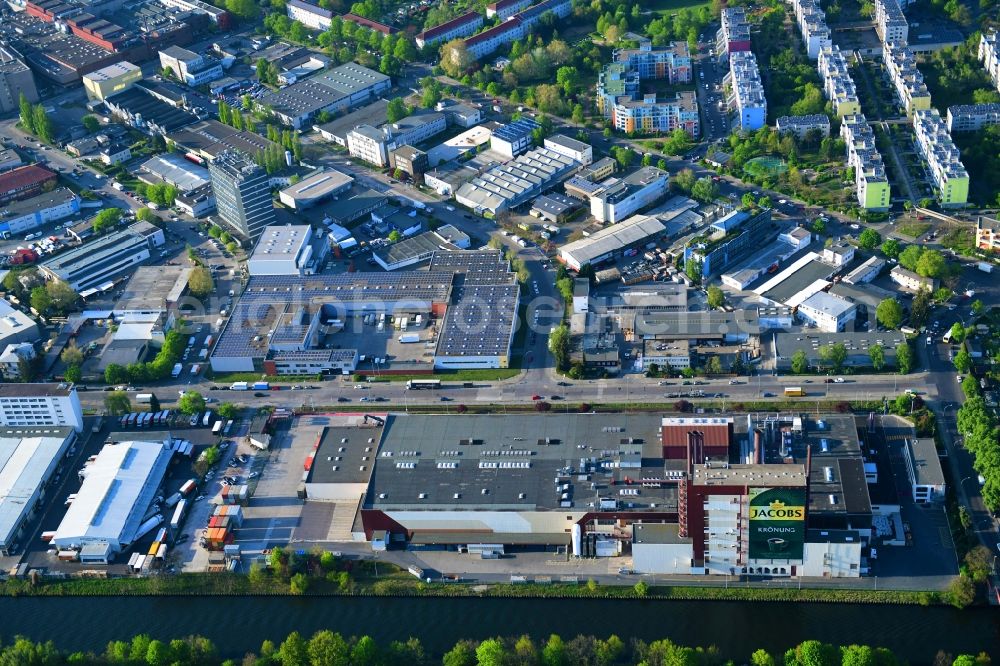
[0,188,80,239]
[286,0,333,30]
[52,439,172,560]
[913,108,969,207]
[725,51,767,131]
[716,7,751,60]
[818,46,861,117]
[0,383,84,432]
[416,12,484,49]
[883,41,931,117]
[840,115,891,211]
[156,0,232,27]
[543,134,593,166]
[258,62,391,129]
[776,114,831,140]
[976,216,1000,253]
[903,437,945,503]
[980,31,1000,94]
[684,208,776,277]
[315,99,390,146]
[248,225,327,276]
[796,291,857,332]
[455,147,578,215]
[389,145,429,183]
[946,103,1000,133]
[437,101,482,128]
[874,0,908,44]
[347,111,447,167]
[39,222,165,293]
[0,426,77,555]
[589,166,669,224]
[209,151,277,241]
[0,44,39,113]
[159,46,223,87]
[490,118,539,159]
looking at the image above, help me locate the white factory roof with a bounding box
[0,298,38,345]
[0,428,75,548]
[140,153,211,193]
[250,225,311,259]
[798,290,854,317]
[278,169,353,204]
[560,214,667,266]
[53,440,171,549]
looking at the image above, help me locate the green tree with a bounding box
[953,349,972,373]
[32,104,54,143]
[896,342,913,374]
[82,115,100,133]
[898,244,923,271]
[880,238,900,259]
[949,322,966,343]
[387,229,402,242]
[188,266,214,297]
[791,349,809,374]
[672,168,696,193]
[690,177,719,203]
[104,363,129,385]
[277,631,309,665]
[706,285,724,309]
[811,218,827,234]
[104,390,131,415]
[289,572,310,594]
[225,0,259,21]
[542,634,567,666]
[869,343,885,371]
[819,342,848,372]
[858,228,881,249]
[751,649,776,666]
[442,641,477,666]
[64,365,82,383]
[92,208,123,234]
[30,286,51,313]
[19,92,35,134]
[548,324,570,370]
[136,208,158,223]
[964,545,993,584]
[915,249,946,278]
[217,402,238,420]
[944,575,975,609]
[386,97,409,123]
[910,288,932,327]
[742,192,757,208]
[875,298,903,329]
[61,341,84,367]
[633,580,649,596]
[178,391,206,415]
[971,299,984,316]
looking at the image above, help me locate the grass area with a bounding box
[647,0,712,13]
[939,226,976,256]
[895,221,931,239]
[0,572,944,605]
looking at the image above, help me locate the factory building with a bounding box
[258,62,391,129]
[0,188,80,239]
[588,167,669,224]
[559,214,667,271]
[0,383,84,432]
[0,426,77,555]
[684,208,776,278]
[247,225,329,276]
[52,440,173,562]
[82,61,141,101]
[39,222,165,293]
[455,147,579,216]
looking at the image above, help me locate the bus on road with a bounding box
[784,387,805,397]
[406,379,441,390]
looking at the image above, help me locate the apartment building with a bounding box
[818,45,861,117]
[486,0,531,19]
[0,383,84,432]
[725,51,767,131]
[716,7,751,61]
[286,0,333,30]
[913,108,969,207]
[416,12,484,49]
[976,216,1000,253]
[462,0,571,60]
[776,114,831,139]
[946,103,1000,133]
[840,115,891,211]
[979,31,1000,94]
[883,41,931,117]
[791,0,832,59]
[612,40,692,83]
[874,0,908,44]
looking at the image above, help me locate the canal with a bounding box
[1,596,998,660]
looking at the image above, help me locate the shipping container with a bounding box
[136,393,153,404]
[41,531,56,542]
[224,420,233,435]
[133,555,146,571]
[179,478,197,495]
[205,335,214,347]
[212,420,223,435]
[156,543,167,559]
[171,363,183,378]
[148,542,160,557]
[170,500,186,530]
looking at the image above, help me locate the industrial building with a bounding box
[589,167,669,224]
[0,188,80,239]
[52,439,173,562]
[455,147,579,216]
[0,44,39,114]
[315,99,390,146]
[104,86,198,136]
[774,330,905,371]
[166,119,282,164]
[796,291,857,332]
[0,165,58,204]
[39,222,165,293]
[209,151,277,241]
[0,383,84,432]
[211,250,519,374]
[372,230,462,271]
[247,225,328,276]
[159,45,223,86]
[258,62,391,129]
[725,51,766,131]
[82,61,141,101]
[416,11,484,49]
[559,214,667,270]
[278,169,353,209]
[347,111,448,167]
[530,193,580,223]
[840,115,891,211]
[912,108,969,207]
[489,118,539,159]
[883,41,931,117]
[775,114,831,140]
[140,153,211,194]
[842,255,886,285]
[0,298,41,351]
[0,426,77,555]
[114,265,193,318]
[543,134,593,166]
[946,103,1000,133]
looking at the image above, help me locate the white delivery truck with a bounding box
[230,382,249,391]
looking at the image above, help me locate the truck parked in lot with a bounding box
[230,382,249,391]
[977,262,993,273]
[252,381,270,390]
[136,393,154,404]
[171,363,183,378]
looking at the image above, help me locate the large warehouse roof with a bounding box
[560,214,666,268]
[0,427,75,549]
[53,440,171,549]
